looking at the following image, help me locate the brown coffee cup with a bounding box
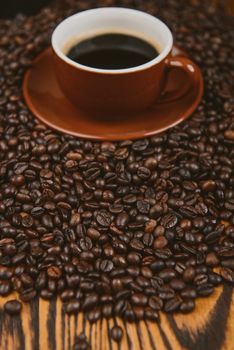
[52,7,200,118]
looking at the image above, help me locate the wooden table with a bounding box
[0,1,233,350]
[0,286,234,350]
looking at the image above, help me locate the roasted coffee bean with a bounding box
[20,289,37,302]
[114,148,129,160]
[197,284,214,296]
[164,296,182,312]
[158,287,175,300]
[194,274,208,286]
[143,233,154,247]
[179,206,197,219]
[0,266,13,279]
[80,237,93,251]
[148,296,163,310]
[201,180,216,192]
[205,252,219,267]
[151,260,165,272]
[180,300,195,313]
[155,248,172,260]
[110,325,123,342]
[137,200,150,214]
[133,306,144,320]
[123,308,136,322]
[115,299,128,316]
[151,277,164,290]
[154,236,168,249]
[221,259,234,270]
[183,267,196,282]
[96,210,111,227]
[102,304,113,318]
[127,266,140,277]
[137,167,151,179]
[100,260,114,272]
[161,213,178,228]
[144,308,159,322]
[158,268,176,282]
[217,247,234,258]
[131,293,148,306]
[145,219,157,233]
[47,266,62,279]
[130,239,144,251]
[219,268,234,283]
[127,252,141,265]
[87,308,101,323]
[82,293,99,311]
[0,282,11,296]
[87,227,100,240]
[4,300,22,315]
[40,290,54,300]
[60,290,75,302]
[170,279,185,291]
[208,272,222,285]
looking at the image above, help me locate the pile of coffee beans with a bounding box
[0,0,233,326]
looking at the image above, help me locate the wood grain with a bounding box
[0,286,234,350]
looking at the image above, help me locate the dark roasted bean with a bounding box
[131,293,148,306]
[87,308,101,323]
[96,210,111,227]
[194,274,208,286]
[205,252,219,267]
[170,279,185,291]
[181,288,197,299]
[110,326,123,342]
[47,266,62,279]
[183,267,196,282]
[164,296,182,312]
[40,290,54,300]
[197,284,214,296]
[158,287,175,300]
[102,303,113,318]
[158,268,176,282]
[4,300,22,315]
[154,236,168,249]
[83,293,99,311]
[20,289,37,302]
[133,306,144,320]
[161,213,178,228]
[0,281,11,296]
[0,266,13,280]
[148,296,163,310]
[180,300,195,313]
[208,272,222,285]
[221,259,234,270]
[219,268,234,283]
[60,290,75,302]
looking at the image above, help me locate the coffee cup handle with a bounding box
[158,56,200,103]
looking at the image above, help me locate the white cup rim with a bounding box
[52,7,173,74]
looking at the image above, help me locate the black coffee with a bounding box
[67,33,159,69]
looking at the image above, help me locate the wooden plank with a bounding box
[0,287,234,350]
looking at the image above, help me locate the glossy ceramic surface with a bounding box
[23,47,203,140]
[51,8,200,116]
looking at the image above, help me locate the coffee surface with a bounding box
[67,33,159,69]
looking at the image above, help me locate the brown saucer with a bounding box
[23,47,203,140]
